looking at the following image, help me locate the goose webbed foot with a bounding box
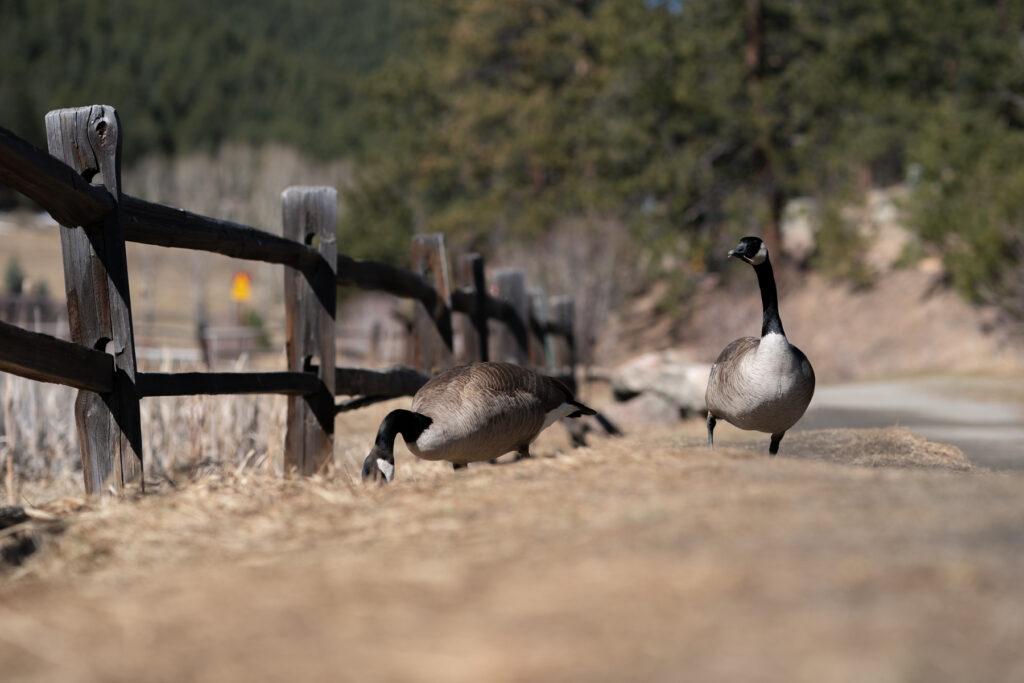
[452,462,467,472]
[706,413,717,448]
[769,432,785,456]
[514,445,532,461]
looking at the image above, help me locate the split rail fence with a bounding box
[0,104,603,494]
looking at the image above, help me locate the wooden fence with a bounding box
[0,104,601,494]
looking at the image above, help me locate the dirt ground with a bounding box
[2,419,1023,683]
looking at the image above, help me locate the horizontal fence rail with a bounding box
[0,125,114,226]
[335,366,430,397]
[121,195,321,270]
[333,366,432,414]
[337,254,440,307]
[1,123,549,357]
[0,319,114,392]
[0,106,609,495]
[137,372,321,397]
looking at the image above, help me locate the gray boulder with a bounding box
[610,351,711,420]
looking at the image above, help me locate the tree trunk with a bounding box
[745,0,783,257]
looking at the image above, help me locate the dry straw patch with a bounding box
[739,426,971,470]
[0,427,979,581]
[1,426,1022,682]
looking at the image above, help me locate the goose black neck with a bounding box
[375,409,432,456]
[754,256,785,337]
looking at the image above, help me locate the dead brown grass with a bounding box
[1,426,1022,682]
[734,426,971,470]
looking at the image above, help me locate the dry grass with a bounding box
[728,426,972,470]
[0,215,285,341]
[1,425,1022,682]
[1,362,290,505]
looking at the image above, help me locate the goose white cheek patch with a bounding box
[750,242,768,265]
[377,458,394,482]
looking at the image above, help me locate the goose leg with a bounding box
[769,432,785,456]
[706,413,717,448]
[453,462,467,472]
[514,445,532,461]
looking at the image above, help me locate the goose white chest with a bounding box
[743,333,805,392]
[712,333,814,433]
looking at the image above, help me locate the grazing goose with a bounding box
[705,236,814,455]
[361,362,596,483]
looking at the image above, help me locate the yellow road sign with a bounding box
[230,271,252,302]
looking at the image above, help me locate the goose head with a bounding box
[728,236,768,266]
[361,446,395,484]
[361,409,431,485]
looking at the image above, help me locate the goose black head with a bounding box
[360,409,432,485]
[361,446,394,484]
[728,236,768,266]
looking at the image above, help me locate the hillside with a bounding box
[599,187,1024,381]
[604,262,1023,383]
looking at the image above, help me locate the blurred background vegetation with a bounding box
[1,0,1023,320]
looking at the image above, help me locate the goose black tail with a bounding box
[567,399,597,418]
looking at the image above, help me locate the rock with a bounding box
[782,187,914,272]
[781,197,820,262]
[862,187,911,272]
[610,350,711,419]
[601,392,682,427]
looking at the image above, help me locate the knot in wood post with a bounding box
[45,105,143,495]
[282,186,337,476]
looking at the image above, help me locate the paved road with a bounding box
[799,376,1024,471]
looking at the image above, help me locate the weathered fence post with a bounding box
[409,234,453,373]
[549,295,577,390]
[492,269,529,365]
[549,294,590,445]
[455,252,489,363]
[528,287,553,370]
[282,187,337,475]
[45,105,143,494]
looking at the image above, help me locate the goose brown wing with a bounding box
[706,336,760,415]
[713,336,760,366]
[411,362,550,415]
[411,363,550,458]
[411,361,595,430]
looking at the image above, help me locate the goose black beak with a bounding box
[728,248,750,263]
[728,248,746,261]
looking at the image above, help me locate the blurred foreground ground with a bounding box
[2,422,1023,683]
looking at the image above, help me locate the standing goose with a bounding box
[705,236,814,455]
[361,362,596,483]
